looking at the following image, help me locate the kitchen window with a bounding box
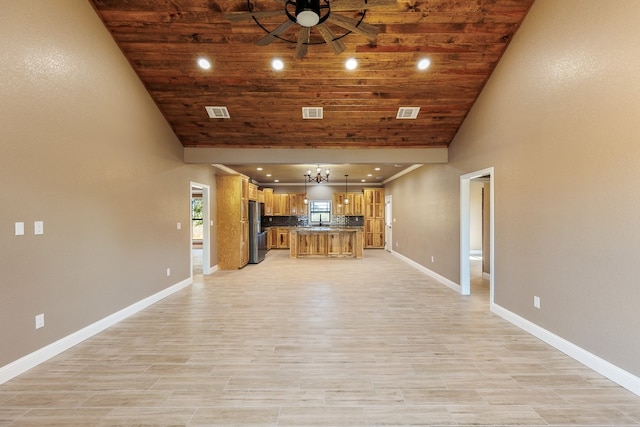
[309,200,331,225]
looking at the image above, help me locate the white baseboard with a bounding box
[391,250,460,293]
[0,277,192,385]
[491,303,640,397]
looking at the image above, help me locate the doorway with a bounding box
[460,168,494,302]
[191,182,211,277]
[385,195,392,252]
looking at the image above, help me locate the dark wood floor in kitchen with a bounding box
[1,250,639,426]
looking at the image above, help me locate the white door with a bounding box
[385,195,392,252]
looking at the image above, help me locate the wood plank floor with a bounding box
[1,250,639,426]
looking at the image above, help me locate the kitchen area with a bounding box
[216,174,384,270]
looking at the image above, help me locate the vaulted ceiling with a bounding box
[89,0,534,183]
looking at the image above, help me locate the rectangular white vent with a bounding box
[396,107,420,119]
[302,107,323,119]
[205,106,230,119]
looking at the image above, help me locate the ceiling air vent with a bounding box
[205,106,230,119]
[396,107,420,119]
[302,107,323,119]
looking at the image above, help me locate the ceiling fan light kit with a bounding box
[295,0,321,27]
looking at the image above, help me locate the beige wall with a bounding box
[387,0,640,376]
[0,1,217,367]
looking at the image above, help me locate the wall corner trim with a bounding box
[391,250,461,293]
[0,278,193,385]
[491,303,640,397]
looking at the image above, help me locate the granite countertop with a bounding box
[293,226,364,233]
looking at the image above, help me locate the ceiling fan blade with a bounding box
[315,23,346,55]
[295,26,311,59]
[225,10,286,22]
[326,14,379,40]
[330,0,398,12]
[255,20,295,46]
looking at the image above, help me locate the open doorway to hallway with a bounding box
[460,168,494,302]
[469,177,491,295]
[191,182,211,277]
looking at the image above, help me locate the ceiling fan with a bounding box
[226,0,382,59]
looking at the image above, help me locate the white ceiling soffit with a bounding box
[302,107,323,119]
[396,107,420,119]
[205,106,230,119]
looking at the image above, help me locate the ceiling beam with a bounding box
[183,147,448,164]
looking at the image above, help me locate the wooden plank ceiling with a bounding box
[89,0,534,150]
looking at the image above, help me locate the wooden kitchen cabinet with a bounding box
[291,229,363,258]
[290,193,307,216]
[298,232,327,255]
[327,232,342,255]
[273,193,290,216]
[333,193,347,215]
[267,227,278,249]
[276,228,290,248]
[348,192,364,215]
[248,182,258,201]
[333,192,364,216]
[216,174,249,269]
[263,188,274,215]
[311,233,326,255]
[363,188,384,248]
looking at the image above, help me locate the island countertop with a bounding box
[289,228,363,258]
[294,226,364,233]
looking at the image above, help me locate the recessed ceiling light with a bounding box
[345,58,358,70]
[271,58,284,71]
[417,58,431,71]
[197,57,211,70]
[374,167,381,171]
[274,179,280,183]
[256,167,263,171]
[367,174,373,177]
[266,173,272,177]
[361,179,366,182]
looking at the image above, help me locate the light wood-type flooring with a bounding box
[1,250,639,426]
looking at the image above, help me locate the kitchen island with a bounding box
[289,227,364,259]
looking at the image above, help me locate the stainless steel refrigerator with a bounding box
[248,200,267,264]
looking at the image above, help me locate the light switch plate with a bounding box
[534,296,541,309]
[15,222,25,236]
[177,222,182,230]
[34,221,44,235]
[35,313,45,329]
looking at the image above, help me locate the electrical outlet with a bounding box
[35,313,45,329]
[166,268,171,277]
[34,221,44,235]
[431,256,435,263]
[176,222,182,230]
[534,296,541,309]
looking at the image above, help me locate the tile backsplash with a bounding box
[262,215,364,227]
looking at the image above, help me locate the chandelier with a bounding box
[305,165,330,183]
